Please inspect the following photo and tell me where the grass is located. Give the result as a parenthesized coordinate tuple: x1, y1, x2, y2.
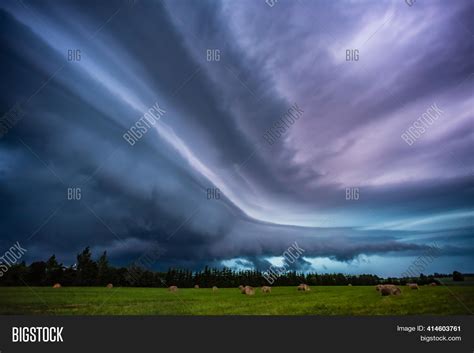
(0, 285, 473, 315)
(435, 276, 474, 286)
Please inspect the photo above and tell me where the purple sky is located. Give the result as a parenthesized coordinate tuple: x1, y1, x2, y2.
(0, 0, 472, 276)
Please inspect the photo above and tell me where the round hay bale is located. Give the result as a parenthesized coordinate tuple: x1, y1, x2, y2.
(297, 283, 310, 291)
(408, 283, 419, 290)
(375, 284, 383, 291)
(106, 283, 113, 288)
(194, 284, 199, 289)
(168, 285, 178, 292)
(261, 286, 272, 293)
(348, 283, 352, 286)
(429, 282, 437, 286)
(244, 286, 255, 295)
(53, 283, 61, 288)
(380, 284, 401, 296)
(391, 286, 402, 295)
(212, 286, 218, 291)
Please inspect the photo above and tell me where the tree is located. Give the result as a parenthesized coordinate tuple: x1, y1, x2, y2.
(45, 255, 63, 285)
(97, 251, 111, 285)
(28, 261, 46, 285)
(453, 271, 464, 282)
(76, 247, 98, 285)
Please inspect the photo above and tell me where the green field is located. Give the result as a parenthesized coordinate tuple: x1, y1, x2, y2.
(0, 286, 473, 315)
(436, 276, 474, 286)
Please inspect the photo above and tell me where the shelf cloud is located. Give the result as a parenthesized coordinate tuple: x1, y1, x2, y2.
(0, 0, 472, 276)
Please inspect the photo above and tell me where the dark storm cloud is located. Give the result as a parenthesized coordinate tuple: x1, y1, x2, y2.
(0, 0, 472, 275)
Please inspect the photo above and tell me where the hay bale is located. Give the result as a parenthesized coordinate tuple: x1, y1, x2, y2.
(53, 283, 61, 288)
(212, 286, 218, 291)
(297, 284, 310, 291)
(348, 284, 352, 286)
(261, 286, 272, 293)
(168, 285, 178, 292)
(375, 284, 383, 291)
(194, 284, 199, 289)
(106, 283, 113, 288)
(240, 285, 255, 295)
(407, 283, 419, 290)
(244, 286, 255, 295)
(380, 284, 401, 296)
(391, 286, 402, 295)
(429, 282, 437, 286)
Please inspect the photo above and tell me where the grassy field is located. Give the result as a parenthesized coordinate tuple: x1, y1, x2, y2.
(436, 276, 474, 286)
(0, 286, 473, 315)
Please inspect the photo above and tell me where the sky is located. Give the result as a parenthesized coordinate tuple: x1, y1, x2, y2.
(0, 0, 472, 277)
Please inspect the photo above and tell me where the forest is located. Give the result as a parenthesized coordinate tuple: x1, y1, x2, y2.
(0, 247, 454, 287)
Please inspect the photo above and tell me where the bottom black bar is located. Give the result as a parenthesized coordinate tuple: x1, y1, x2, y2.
(0, 316, 472, 353)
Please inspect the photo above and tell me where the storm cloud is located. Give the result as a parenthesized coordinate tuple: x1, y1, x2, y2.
(0, 0, 472, 276)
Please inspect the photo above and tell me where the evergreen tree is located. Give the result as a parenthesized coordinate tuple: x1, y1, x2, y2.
(45, 255, 63, 285)
(453, 271, 464, 281)
(27, 261, 46, 285)
(97, 251, 110, 285)
(76, 247, 98, 285)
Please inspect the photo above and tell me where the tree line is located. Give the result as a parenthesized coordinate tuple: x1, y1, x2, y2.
(0, 247, 456, 287)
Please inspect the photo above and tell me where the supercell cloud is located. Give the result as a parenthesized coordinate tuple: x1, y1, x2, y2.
(0, 0, 472, 276)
